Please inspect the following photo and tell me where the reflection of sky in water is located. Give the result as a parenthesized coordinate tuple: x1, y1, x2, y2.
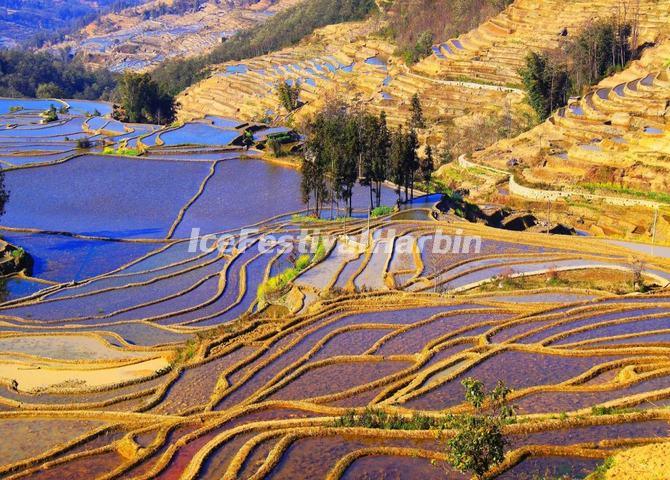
(0, 231, 158, 283)
(2, 155, 211, 238)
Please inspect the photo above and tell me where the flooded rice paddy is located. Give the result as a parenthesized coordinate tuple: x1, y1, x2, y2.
(0, 98, 669, 479)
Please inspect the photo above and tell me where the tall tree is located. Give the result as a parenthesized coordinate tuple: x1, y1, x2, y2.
(336, 114, 361, 216)
(404, 128, 420, 200)
(358, 111, 390, 210)
(116, 72, 176, 124)
(419, 145, 434, 186)
(519, 51, 569, 121)
(410, 93, 425, 129)
(373, 111, 391, 207)
(276, 79, 301, 113)
(389, 126, 407, 204)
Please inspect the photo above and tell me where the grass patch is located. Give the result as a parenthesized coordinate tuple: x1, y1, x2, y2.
(172, 339, 199, 366)
(580, 182, 670, 204)
(290, 214, 353, 224)
(257, 237, 327, 300)
(102, 146, 142, 156)
(257, 254, 311, 300)
(589, 457, 615, 480)
(470, 268, 653, 295)
(371, 205, 394, 218)
(590, 406, 637, 416)
(333, 408, 453, 430)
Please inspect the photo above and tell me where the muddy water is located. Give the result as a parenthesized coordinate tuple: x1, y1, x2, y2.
(405, 351, 623, 410)
(152, 346, 257, 414)
(498, 456, 600, 479)
(515, 374, 670, 414)
(216, 307, 450, 409)
(0, 419, 104, 465)
(375, 313, 509, 355)
(310, 328, 395, 361)
(267, 436, 441, 479)
(268, 360, 412, 401)
(28, 451, 124, 480)
(341, 455, 460, 480)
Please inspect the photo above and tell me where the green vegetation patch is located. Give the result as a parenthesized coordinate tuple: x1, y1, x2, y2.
(580, 182, 670, 204)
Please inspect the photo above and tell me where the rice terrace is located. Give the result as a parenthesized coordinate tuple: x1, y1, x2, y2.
(1, 0, 670, 479)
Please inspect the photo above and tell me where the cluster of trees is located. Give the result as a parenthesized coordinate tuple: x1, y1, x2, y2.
(384, 0, 513, 64)
(520, 15, 637, 120)
(152, 0, 377, 95)
(300, 98, 433, 217)
(276, 80, 302, 113)
(0, 51, 176, 125)
(0, 49, 117, 99)
(114, 72, 177, 124)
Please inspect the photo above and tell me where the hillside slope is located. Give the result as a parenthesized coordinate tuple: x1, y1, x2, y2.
(177, 19, 523, 131)
(52, 0, 302, 72)
(414, 0, 670, 85)
(177, 0, 670, 244)
(0, 0, 136, 48)
(463, 38, 670, 243)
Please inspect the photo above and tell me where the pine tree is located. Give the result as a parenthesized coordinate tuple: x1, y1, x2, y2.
(277, 79, 301, 112)
(410, 93, 425, 129)
(389, 126, 406, 204)
(405, 128, 420, 200)
(420, 145, 434, 186)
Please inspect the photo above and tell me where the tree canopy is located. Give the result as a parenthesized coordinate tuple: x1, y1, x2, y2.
(301, 100, 422, 217)
(0, 49, 116, 100)
(446, 378, 515, 479)
(520, 15, 635, 120)
(114, 72, 177, 125)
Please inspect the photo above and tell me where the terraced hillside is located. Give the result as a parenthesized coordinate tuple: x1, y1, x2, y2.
(414, 0, 670, 86)
(461, 38, 670, 244)
(0, 0, 137, 49)
(178, 20, 524, 131)
(1, 97, 670, 479)
(52, 0, 302, 72)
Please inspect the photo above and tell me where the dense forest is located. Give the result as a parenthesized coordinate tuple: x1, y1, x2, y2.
(384, 0, 513, 63)
(0, 49, 117, 99)
(152, 0, 377, 95)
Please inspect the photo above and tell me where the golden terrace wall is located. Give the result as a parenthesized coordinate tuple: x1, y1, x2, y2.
(458, 154, 663, 209)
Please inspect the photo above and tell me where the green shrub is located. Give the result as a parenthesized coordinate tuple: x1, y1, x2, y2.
(446, 378, 515, 479)
(371, 205, 393, 217)
(312, 237, 327, 262)
(333, 408, 452, 430)
(41, 105, 59, 123)
(102, 146, 141, 156)
(295, 254, 311, 271)
(267, 138, 284, 157)
(590, 457, 615, 480)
